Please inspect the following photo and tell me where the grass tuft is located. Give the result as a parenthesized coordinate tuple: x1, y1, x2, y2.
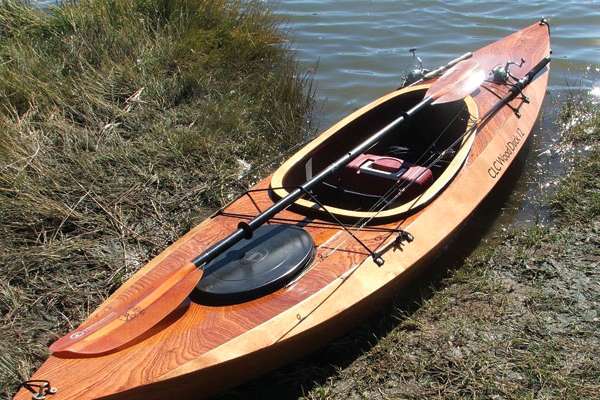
(552, 95, 600, 222)
(0, 0, 312, 396)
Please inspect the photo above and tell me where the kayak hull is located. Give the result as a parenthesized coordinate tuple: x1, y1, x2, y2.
(15, 21, 550, 400)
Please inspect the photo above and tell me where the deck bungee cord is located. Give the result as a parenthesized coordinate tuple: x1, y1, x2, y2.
(358, 55, 551, 229)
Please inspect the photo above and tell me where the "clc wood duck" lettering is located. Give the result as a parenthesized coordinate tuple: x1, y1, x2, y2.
(488, 128, 526, 179)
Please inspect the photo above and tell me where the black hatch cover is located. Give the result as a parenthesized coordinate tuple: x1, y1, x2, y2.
(192, 224, 315, 305)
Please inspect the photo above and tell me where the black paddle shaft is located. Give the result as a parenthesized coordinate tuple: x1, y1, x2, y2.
(514, 56, 550, 93)
(192, 95, 434, 268)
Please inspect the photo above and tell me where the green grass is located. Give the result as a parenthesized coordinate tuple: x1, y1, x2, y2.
(0, 0, 312, 397)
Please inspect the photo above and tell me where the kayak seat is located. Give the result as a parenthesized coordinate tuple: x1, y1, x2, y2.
(340, 153, 433, 197)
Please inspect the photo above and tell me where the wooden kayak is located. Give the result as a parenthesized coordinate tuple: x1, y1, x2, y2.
(15, 20, 550, 400)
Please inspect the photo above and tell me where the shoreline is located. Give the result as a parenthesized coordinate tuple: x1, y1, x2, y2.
(1, 1, 598, 399)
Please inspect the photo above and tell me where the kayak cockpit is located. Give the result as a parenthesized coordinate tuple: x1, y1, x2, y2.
(271, 85, 479, 220)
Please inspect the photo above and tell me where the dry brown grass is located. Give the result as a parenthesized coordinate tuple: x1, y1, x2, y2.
(0, 0, 312, 397)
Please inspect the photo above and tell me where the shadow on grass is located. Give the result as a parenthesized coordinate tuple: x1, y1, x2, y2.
(215, 132, 536, 399)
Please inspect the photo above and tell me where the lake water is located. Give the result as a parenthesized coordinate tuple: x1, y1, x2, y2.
(271, 0, 600, 229)
(272, 0, 600, 128)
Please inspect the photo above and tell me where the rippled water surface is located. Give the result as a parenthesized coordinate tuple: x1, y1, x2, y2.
(272, 1, 599, 127)
(271, 0, 600, 228)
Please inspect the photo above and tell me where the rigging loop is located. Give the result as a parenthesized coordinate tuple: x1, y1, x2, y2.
(371, 251, 385, 266)
(17, 380, 57, 400)
(372, 228, 414, 266)
(395, 229, 414, 247)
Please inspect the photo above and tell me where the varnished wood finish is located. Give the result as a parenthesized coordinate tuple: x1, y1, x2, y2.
(15, 21, 550, 400)
(427, 58, 485, 104)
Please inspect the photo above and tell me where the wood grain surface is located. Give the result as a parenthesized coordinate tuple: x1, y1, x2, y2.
(15, 21, 550, 400)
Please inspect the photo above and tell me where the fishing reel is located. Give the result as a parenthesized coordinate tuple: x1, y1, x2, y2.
(488, 57, 530, 117)
(490, 58, 525, 84)
(402, 48, 431, 86)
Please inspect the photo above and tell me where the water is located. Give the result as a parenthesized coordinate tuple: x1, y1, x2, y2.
(271, 0, 600, 229)
(272, 1, 600, 127)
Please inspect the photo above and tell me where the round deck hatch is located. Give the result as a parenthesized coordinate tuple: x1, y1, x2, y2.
(192, 224, 314, 304)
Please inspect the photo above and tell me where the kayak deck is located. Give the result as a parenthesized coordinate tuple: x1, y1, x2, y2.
(15, 21, 550, 400)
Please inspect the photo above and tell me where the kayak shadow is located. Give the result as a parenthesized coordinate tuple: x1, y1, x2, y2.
(215, 135, 534, 400)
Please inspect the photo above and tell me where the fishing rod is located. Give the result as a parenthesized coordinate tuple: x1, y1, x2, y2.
(302, 55, 552, 276)
(363, 55, 553, 224)
(406, 52, 473, 87)
(321, 55, 552, 254)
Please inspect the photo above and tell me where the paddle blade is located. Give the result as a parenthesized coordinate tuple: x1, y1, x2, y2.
(50, 261, 202, 355)
(425, 59, 486, 104)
